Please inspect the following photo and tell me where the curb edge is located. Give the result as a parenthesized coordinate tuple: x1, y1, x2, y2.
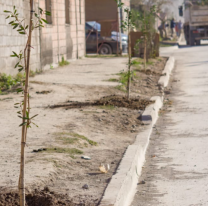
(99, 57, 175, 206)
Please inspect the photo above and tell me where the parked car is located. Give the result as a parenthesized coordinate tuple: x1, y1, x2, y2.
(85, 22, 128, 54)
(111, 31, 128, 53)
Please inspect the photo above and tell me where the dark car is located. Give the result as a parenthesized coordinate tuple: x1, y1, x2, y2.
(85, 22, 121, 54)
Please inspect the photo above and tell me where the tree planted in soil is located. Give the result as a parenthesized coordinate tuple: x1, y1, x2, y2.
(115, 1, 137, 99)
(132, 6, 156, 69)
(4, 2, 50, 205)
(140, 6, 156, 69)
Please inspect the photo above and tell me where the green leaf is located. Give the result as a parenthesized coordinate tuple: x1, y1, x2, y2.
(19, 32, 26, 35)
(23, 117, 29, 120)
(30, 114, 38, 120)
(41, 18, 48, 24)
(14, 103, 20, 105)
(39, 7, 43, 15)
(4, 10, 11, 13)
(18, 68, 24, 72)
(26, 110, 29, 119)
(19, 122, 27, 127)
(32, 122, 39, 127)
(12, 51, 18, 57)
(45, 11, 51, 16)
(16, 88, 23, 93)
(13, 24, 18, 29)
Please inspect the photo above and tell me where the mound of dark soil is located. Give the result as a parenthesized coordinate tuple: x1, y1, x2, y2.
(50, 95, 154, 111)
(96, 95, 153, 110)
(0, 189, 94, 206)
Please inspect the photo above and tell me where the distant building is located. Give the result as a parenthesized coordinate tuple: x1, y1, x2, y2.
(85, 0, 130, 53)
(0, 0, 85, 75)
(85, 0, 130, 34)
(130, 0, 143, 10)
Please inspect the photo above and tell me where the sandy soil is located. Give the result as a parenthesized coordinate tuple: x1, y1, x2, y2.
(0, 56, 167, 206)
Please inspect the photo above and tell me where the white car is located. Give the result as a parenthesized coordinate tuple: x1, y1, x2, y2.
(111, 31, 128, 53)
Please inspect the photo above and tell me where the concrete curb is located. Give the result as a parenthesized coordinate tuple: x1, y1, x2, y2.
(99, 57, 175, 206)
(177, 34, 183, 45)
(158, 57, 175, 87)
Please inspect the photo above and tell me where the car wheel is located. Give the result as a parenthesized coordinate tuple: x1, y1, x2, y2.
(189, 30, 195, 46)
(99, 44, 112, 55)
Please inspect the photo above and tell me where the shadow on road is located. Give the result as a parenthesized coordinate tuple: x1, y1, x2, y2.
(179, 43, 208, 49)
(182, 61, 208, 67)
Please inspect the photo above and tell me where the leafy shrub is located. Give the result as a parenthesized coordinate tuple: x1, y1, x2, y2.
(59, 57, 69, 66)
(0, 73, 25, 93)
(118, 71, 136, 87)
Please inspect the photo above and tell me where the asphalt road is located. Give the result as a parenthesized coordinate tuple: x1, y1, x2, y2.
(131, 45, 208, 206)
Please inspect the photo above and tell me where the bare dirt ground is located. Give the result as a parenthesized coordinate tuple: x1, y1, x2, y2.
(0, 56, 167, 206)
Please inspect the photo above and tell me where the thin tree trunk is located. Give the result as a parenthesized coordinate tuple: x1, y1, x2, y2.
(144, 36, 147, 69)
(164, 28, 167, 38)
(19, 1, 34, 205)
(144, 11, 147, 70)
(117, 5, 122, 55)
(127, 11, 131, 100)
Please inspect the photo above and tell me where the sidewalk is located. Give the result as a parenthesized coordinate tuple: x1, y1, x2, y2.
(0, 57, 127, 197)
(0, 56, 167, 205)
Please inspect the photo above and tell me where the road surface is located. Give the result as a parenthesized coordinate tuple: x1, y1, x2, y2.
(131, 45, 208, 206)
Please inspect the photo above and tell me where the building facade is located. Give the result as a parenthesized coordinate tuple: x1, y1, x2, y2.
(0, 0, 85, 75)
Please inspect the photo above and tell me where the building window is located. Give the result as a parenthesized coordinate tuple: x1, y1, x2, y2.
(45, 0, 52, 24)
(79, 0, 81, 24)
(65, 0, 70, 24)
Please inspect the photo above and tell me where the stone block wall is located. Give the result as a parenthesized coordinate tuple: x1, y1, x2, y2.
(0, 0, 40, 75)
(0, 0, 85, 75)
